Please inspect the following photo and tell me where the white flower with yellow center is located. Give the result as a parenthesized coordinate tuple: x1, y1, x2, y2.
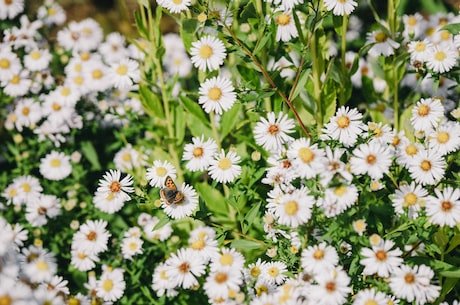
(322, 106, 366, 147)
(274, 10, 298, 42)
(198, 76, 236, 115)
(426, 45, 457, 74)
(324, 0, 358, 16)
(96, 266, 126, 302)
(39, 151, 72, 181)
(146, 160, 177, 188)
(208, 149, 242, 183)
(190, 35, 227, 71)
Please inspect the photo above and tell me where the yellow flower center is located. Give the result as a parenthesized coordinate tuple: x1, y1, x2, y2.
(68, 297, 81, 305)
(284, 200, 298, 215)
(155, 166, 167, 176)
(8, 188, 17, 197)
(440, 30, 451, 41)
(172, 0, 183, 3)
(193, 147, 204, 157)
(407, 16, 417, 26)
(267, 266, 279, 277)
(434, 51, 446, 61)
(73, 76, 84, 85)
(122, 153, 131, 162)
(375, 250, 387, 261)
(334, 186, 347, 197)
(405, 144, 418, 156)
(52, 102, 61, 111)
(313, 249, 324, 260)
(365, 300, 378, 305)
(129, 242, 138, 251)
(420, 160, 431, 171)
(437, 131, 449, 144)
(22, 107, 30, 116)
(36, 260, 49, 271)
(50, 158, 61, 167)
(116, 65, 128, 75)
(199, 45, 213, 59)
(0, 295, 12, 305)
(77, 252, 87, 259)
(336, 115, 350, 128)
(220, 253, 233, 266)
(208, 87, 222, 101)
(441, 200, 452, 212)
(80, 52, 90, 61)
(218, 157, 232, 170)
(276, 13, 290, 26)
(325, 281, 336, 292)
(191, 239, 205, 250)
(298, 147, 314, 163)
(215, 272, 228, 284)
(48, 7, 56, 15)
(366, 154, 376, 165)
(110, 181, 121, 193)
(404, 273, 415, 284)
(30, 51, 41, 60)
(0, 58, 11, 69)
(250, 266, 261, 277)
(403, 192, 417, 207)
(414, 42, 425, 52)
(102, 279, 114, 292)
(92, 69, 103, 79)
(374, 32, 388, 43)
(197, 13, 207, 23)
(10, 75, 20, 84)
(353, 220, 366, 232)
(21, 183, 31, 193)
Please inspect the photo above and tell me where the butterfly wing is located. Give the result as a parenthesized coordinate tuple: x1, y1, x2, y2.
(160, 176, 184, 205)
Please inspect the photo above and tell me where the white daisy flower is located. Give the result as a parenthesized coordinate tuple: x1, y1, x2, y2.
(321, 106, 366, 147)
(286, 137, 326, 179)
(146, 160, 177, 188)
(320, 146, 352, 185)
(408, 148, 446, 185)
(23, 48, 52, 71)
(427, 121, 460, 156)
(12, 175, 43, 206)
(395, 141, 423, 168)
(162, 183, 198, 219)
(323, 0, 358, 16)
(189, 234, 220, 263)
(72, 219, 111, 255)
(70, 248, 99, 272)
(253, 112, 295, 152)
(410, 98, 445, 132)
(108, 58, 140, 90)
(389, 264, 440, 305)
(426, 186, 460, 227)
(392, 182, 428, 219)
(57, 18, 103, 52)
(349, 142, 393, 180)
(274, 10, 298, 42)
(426, 45, 457, 74)
(402, 13, 426, 39)
(39, 151, 72, 181)
(113, 144, 143, 173)
(210, 247, 246, 272)
(22, 246, 57, 283)
(208, 149, 242, 183)
(352, 288, 390, 305)
(142, 216, 173, 241)
(408, 39, 433, 63)
(318, 184, 359, 217)
(301, 242, 339, 275)
(13, 97, 42, 132)
(165, 247, 207, 289)
(0, 0, 24, 20)
(93, 169, 134, 214)
(203, 267, 243, 300)
(273, 187, 314, 228)
(366, 29, 400, 57)
(97, 32, 129, 64)
(198, 76, 236, 115)
(259, 261, 288, 285)
(308, 267, 351, 305)
(190, 36, 227, 71)
(25, 194, 61, 227)
(182, 136, 218, 172)
(2, 71, 32, 97)
(96, 266, 126, 302)
(158, 0, 191, 14)
(151, 263, 178, 297)
(121, 236, 143, 260)
(360, 239, 403, 278)
(36, 1, 66, 26)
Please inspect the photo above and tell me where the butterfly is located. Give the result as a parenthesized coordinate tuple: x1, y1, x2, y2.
(160, 176, 185, 205)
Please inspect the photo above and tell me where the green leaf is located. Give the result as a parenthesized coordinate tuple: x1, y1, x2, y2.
(440, 269, 460, 278)
(289, 68, 310, 101)
(180, 95, 207, 122)
(134, 11, 148, 38)
(442, 23, 460, 35)
(320, 79, 337, 126)
(187, 115, 213, 138)
(195, 183, 228, 216)
(220, 103, 242, 140)
(239, 1, 257, 21)
(80, 141, 101, 171)
(238, 65, 261, 89)
(153, 215, 171, 231)
(174, 107, 186, 145)
(446, 234, 460, 254)
(254, 34, 271, 57)
(433, 229, 449, 249)
(230, 239, 263, 250)
(242, 202, 261, 234)
(180, 19, 198, 51)
(139, 84, 164, 119)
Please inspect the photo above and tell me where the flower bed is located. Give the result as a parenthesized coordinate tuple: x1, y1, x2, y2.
(1, 0, 460, 304)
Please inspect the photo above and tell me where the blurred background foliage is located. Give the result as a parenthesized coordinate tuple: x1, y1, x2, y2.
(26, 0, 459, 40)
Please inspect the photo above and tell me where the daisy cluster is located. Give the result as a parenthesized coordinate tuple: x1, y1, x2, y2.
(1, 0, 460, 305)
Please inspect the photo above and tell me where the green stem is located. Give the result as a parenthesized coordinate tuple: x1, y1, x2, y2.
(310, 30, 323, 134)
(210, 112, 221, 149)
(393, 61, 400, 131)
(340, 14, 349, 106)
